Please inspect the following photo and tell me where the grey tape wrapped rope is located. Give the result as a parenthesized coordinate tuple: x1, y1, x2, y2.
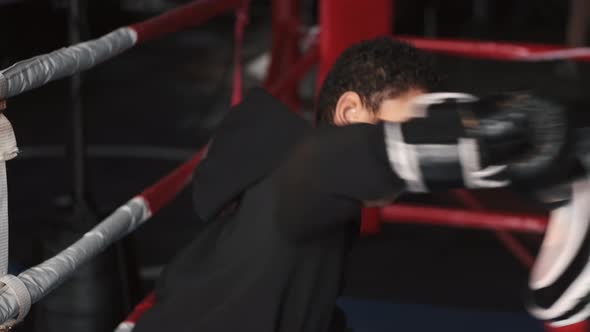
(0, 275, 31, 331)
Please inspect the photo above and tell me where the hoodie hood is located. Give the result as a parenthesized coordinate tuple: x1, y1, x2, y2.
(192, 87, 310, 222)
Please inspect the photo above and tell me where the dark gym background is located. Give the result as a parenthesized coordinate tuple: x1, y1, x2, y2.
(1, 0, 589, 331)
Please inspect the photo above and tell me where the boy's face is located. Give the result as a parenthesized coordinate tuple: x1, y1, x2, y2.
(331, 88, 426, 207)
(332, 88, 425, 126)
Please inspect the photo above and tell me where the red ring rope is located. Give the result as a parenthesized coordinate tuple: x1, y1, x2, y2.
(397, 35, 590, 62)
(124, 292, 155, 324)
(139, 150, 205, 215)
(130, 0, 242, 43)
(380, 204, 547, 234)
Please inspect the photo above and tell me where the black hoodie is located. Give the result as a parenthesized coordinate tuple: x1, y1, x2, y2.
(133, 88, 400, 332)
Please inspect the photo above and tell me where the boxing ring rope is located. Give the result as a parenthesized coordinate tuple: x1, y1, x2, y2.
(0, 0, 590, 330)
(396, 36, 590, 62)
(0, 0, 242, 101)
(115, 292, 156, 332)
(0, 0, 244, 328)
(379, 204, 546, 234)
(266, 34, 590, 111)
(0, 151, 203, 326)
(451, 189, 535, 268)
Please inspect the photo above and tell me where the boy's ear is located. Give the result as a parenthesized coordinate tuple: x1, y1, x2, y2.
(333, 91, 375, 126)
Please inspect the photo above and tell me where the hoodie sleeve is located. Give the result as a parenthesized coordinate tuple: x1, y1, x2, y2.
(274, 123, 405, 239)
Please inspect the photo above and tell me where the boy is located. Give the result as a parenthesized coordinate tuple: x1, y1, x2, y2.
(133, 37, 567, 332)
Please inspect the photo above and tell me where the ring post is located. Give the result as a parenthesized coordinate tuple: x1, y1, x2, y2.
(317, 0, 392, 233)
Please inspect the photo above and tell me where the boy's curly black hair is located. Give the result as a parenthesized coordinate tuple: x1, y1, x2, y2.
(315, 37, 440, 125)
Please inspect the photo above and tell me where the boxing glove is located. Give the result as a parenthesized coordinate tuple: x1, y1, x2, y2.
(383, 92, 570, 192)
(525, 170, 590, 327)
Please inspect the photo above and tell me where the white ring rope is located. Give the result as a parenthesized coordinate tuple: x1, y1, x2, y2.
(0, 196, 152, 325)
(0, 275, 31, 330)
(0, 27, 137, 100)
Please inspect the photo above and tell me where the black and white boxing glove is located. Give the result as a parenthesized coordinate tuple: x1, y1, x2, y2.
(384, 92, 569, 192)
(525, 170, 590, 327)
(522, 137, 590, 327)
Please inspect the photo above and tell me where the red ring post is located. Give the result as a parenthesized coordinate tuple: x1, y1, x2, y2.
(264, 0, 302, 110)
(317, 0, 393, 85)
(317, 0, 392, 233)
